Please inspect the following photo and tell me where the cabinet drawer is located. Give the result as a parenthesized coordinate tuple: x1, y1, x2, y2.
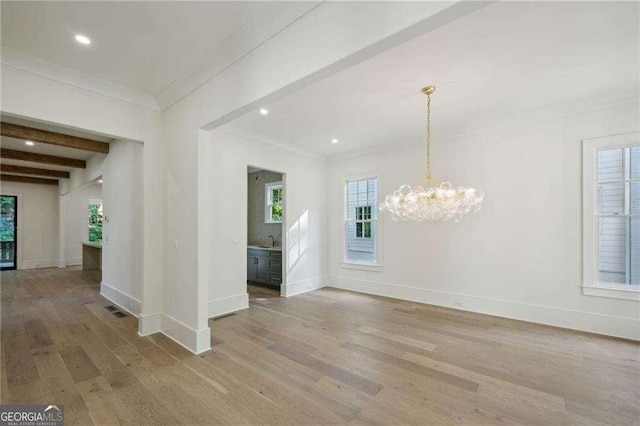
(268, 259, 281, 271)
(269, 273, 282, 285)
(269, 251, 282, 260)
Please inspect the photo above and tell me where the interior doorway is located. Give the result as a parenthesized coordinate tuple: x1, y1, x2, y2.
(0, 195, 18, 270)
(246, 166, 286, 301)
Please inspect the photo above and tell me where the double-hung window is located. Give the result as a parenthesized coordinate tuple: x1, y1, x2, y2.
(265, 182, 283, 223)
(345, 177, 378, 264)
(583, 133, 639, 299)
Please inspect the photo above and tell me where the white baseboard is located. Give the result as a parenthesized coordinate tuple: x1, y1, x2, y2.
(65, 257, 82, 267)
(208, 293, 248, 318)
(138, 312, 162, 336)
(100, 282, 141, 317)
(57, 259, 66, 268)
(328, 275, 640, 341)
(161, 313, 211, 354)
(282, 276, 325, 297)
(20, 259, 57, 270)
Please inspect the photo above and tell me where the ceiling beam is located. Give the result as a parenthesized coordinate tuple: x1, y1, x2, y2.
(1, 122, 109, 153)
(0, 148, 86, 168)
(1, 174, 58, 186)
(0, 164, 70, 179)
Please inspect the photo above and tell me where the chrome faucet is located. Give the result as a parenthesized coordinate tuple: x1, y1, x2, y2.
(268, 235, 276, 247)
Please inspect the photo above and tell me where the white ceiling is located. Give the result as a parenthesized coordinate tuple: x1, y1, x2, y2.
(0, 1, 269, 96)
(223, 2, 640, 158)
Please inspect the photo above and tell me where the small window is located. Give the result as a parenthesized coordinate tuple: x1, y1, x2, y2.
(583, 133, 639, 298)
(265, 182, 283, 223)
(345, 177, 378, 264)
(88, 199, 103, 243)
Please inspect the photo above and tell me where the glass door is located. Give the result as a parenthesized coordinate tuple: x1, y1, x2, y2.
(1, 196, 17, 270)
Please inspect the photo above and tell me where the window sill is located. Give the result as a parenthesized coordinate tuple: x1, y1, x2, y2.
(582, 285, 640, 301)
(339, 261, 383, 272)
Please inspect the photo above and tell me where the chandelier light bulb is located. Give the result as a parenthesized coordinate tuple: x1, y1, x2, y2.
(379, 86, 484, 222)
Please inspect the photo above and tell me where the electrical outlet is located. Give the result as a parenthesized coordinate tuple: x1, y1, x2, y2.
(455, 301, 464, 308)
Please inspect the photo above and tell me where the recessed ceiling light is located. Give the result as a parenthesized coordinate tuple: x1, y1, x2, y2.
(259, 108, 269, 116)
(25, 141, 35, 146)
(98, 179, 103, 184)
(331, 138, 339, 144)
(75, 34, 91, 45)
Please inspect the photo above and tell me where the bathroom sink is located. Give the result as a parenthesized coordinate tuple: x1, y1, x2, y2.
(248, 244, 282, 251)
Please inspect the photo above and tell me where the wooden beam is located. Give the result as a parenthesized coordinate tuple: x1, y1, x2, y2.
(0, 149, 86, 168)
(1, 122, 109, 153)
(0, 164, 70, 179)
(1, 174, 58, 186)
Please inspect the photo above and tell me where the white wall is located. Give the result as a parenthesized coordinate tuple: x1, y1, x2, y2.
(61, 183, 102, 266)
(328, 102, 640, 340)
(1, 181, 59, 269)
(200, 130, 327, 318)
(100, 140, 144, 313)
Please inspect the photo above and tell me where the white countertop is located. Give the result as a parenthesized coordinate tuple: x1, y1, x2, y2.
(248, 245, 282, 252)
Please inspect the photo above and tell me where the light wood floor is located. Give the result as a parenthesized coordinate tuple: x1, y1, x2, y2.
(1, 268, 639, 425)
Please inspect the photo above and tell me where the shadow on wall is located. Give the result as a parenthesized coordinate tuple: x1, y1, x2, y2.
(287, 210, 309, 276)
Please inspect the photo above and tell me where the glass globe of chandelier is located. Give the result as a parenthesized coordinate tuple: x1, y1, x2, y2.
(379, 86, 484, 222)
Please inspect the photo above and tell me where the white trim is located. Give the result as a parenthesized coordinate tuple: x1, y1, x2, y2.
(328, 275, 640, 341)
(339, 261, 383, 272)
(582, 132, 640, 296)
(64, 257, 82, 267)
(1, 47, 159, 111)
(281, 276, 325, 297)
(138, 313, 162, 336)
(208, 293, 249, 318)
(161, 313, 211, 355)
(20, 259, 57, 269)
(582, 285, 640, 301)
(100, 281, 141, 317)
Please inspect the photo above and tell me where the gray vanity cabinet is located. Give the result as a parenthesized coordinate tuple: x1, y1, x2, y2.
(247, 248, 282, 288)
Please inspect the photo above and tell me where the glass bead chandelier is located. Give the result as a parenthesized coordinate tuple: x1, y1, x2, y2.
(379, 86, 484, 222)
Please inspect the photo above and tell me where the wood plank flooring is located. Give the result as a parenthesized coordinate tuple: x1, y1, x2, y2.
(1, 268, 639, 425)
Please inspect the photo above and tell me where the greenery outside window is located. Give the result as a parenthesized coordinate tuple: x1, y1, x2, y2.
(88, 200, 103, 243)
(355, 206, 372, 238)
(265, 182, 283, 223)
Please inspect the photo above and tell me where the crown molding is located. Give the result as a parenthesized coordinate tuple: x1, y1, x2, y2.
(1, 47, 160, 111)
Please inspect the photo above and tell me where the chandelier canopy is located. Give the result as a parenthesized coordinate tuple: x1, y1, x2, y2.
(379, 86, 484, 222)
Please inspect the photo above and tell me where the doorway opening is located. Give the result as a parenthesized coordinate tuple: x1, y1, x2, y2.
(246, 166, 285, 302)
(0, 195, 17, 270)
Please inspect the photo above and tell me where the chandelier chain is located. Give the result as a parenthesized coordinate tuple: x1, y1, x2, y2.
(426, 92, 432, 181)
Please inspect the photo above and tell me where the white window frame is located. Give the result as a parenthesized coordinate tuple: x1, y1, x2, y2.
(341, 174, 383, 271)
(354, 206, 373, 239)
(582, 132, 640, 301)
(265, 181, 283, 224)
